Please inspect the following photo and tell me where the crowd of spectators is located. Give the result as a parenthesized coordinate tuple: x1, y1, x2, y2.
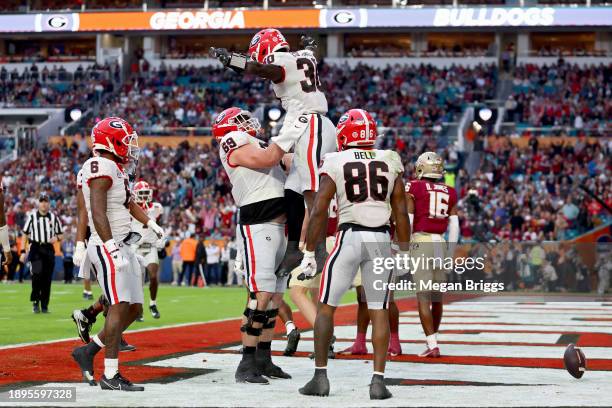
(504, 61, 611, 136)
(75, 62, 495, 137)
(456, 135, 611, 243)
(0, 63, 118, 108)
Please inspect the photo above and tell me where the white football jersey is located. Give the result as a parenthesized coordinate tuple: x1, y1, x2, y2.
(267, 50, 328, 117)
(131, 202, 163, 245)
(81, 156, 132, 245)
(320, 149, 404, 228)
(219, 131, 285, 207)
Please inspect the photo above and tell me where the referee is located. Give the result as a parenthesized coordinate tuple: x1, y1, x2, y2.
(23, 194, 63, 313)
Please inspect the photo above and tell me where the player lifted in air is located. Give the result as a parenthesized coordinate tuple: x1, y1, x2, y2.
(213, 107, 292, 384)
(71, 117, 164, 391)
(298, 109, 411, 400)
(406, 152, 459, 358)
(210, 28, 336, 277)
(131, 180, 165, 320)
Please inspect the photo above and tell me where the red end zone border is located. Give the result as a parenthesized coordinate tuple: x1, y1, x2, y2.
(1, 296, 611, 391)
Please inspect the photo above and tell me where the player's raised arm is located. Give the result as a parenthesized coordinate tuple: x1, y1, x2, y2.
(391, 177, 410, 252)
(210, 48, 283, 83)
(230, 143, 285, 169)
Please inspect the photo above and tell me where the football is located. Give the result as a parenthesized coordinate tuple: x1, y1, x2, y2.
(564, 344, 587, 379)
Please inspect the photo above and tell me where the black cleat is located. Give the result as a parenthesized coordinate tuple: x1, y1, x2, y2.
(71, 345, 97, 386)
(136, 313, 144, 322)
(149, 304, 160, 319)
(256, 348, 291, 379)
(235, 355, 268, 384)
(120, 337, 136, 352)
(314, 240, 328, 274)
(32, 302, 40, 314)
(100, 373, 144, 391)
(299, 371, 330, 397)
(369, 374, 392, 400)
(283, 329, 301, 356)
(309, 335, 336, 360)
(72, 309, 94, 343)
(275, 246, 303, 278)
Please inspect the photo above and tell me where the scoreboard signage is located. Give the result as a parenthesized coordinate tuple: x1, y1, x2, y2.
(0, 7, 609, 33)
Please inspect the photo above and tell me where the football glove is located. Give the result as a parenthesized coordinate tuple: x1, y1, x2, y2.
(297, 250, 317, 280)
(73, 241, 86, 266)
(104, 239, 128, 271)
(300, 35, 317, 50)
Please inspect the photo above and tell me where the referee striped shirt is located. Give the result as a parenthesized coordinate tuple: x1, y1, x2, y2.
(23, 210, 63, 244)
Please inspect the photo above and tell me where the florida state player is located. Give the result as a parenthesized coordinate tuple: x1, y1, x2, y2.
(131, 181, 165, 320)
(214, 107, 291, 384)
(211, 29, 336, 278)
(71, 117, 165, 391)
(298, 109, 411, 400)
(405, 152, 459, 358)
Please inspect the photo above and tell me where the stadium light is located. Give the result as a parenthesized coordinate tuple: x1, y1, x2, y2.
(69, 108, 82, 122)
(478, 107, 493, 122)
(267, 107, 282, 122)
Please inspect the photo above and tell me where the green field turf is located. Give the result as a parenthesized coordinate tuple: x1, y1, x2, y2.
(0, 282, 356, 346)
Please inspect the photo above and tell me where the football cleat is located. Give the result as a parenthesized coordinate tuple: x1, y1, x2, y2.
(299, 371, 330, 397)
(149, 305, 160, 319)
(418, 346, 440, 358)
(72, 309, 94, 343)
(120, 337, 136, 352)
(283, 328, 301, 356)
(339, 341, 368, 355)
(71, 345, 97, 386)
(369, 374, 392, 400)
(388, 338, 402, 357)
(100, 373, 144, 391)
(235, 355, 269, 384)
(136, 313, 144, 322)
(275, 247, 303, 278)
(256, 348, 291, 379)
(32, 302, 40, 314)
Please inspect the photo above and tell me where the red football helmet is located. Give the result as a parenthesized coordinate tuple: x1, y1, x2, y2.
(212, 107, 261, 139)
(336, 109, 378, 151)
(248, 28, 289, 64)
(91, 117, 139, 164)
(133, 180, 152, 204)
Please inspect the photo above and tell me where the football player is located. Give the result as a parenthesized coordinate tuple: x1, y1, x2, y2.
(211, 29, 336, 277)
(71, 167, 136, 352)
(214, 107, 291, 384)
(71, 117, 164, 391)
(298, 109, 411, 400)
(131, 180, 165, 319)
(405, 152, 459, 358)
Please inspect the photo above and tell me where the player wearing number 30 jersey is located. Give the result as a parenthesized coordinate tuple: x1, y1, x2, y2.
(298, 109, 411, 401)
(405, 151, 459, 359)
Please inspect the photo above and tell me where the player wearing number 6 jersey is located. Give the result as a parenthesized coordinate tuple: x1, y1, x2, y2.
(298, 109, 411, 400)
(405, 151, 459, 358)
(71, 117, 164, 392)
(211, 28, 336, 278)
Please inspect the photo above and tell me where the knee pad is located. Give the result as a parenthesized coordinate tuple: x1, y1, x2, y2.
(263, 308, 279, 329)
(241, 309, 267, 337)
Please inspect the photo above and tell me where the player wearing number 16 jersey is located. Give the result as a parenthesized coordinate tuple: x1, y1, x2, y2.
(298, 109, 411, 400)
(405, 151, 459, 358)
(211, 28, 336, 278)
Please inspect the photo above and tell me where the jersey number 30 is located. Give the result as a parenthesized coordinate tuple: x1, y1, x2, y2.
(343, 161, 389, 203)
(297, 57, 322, 93)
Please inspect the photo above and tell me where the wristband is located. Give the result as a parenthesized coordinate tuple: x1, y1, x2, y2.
(228, 53, 247, 71)
(302, 250, 315, 258)
(0, 225, 9, 251)
(103, 239, 118, 253)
